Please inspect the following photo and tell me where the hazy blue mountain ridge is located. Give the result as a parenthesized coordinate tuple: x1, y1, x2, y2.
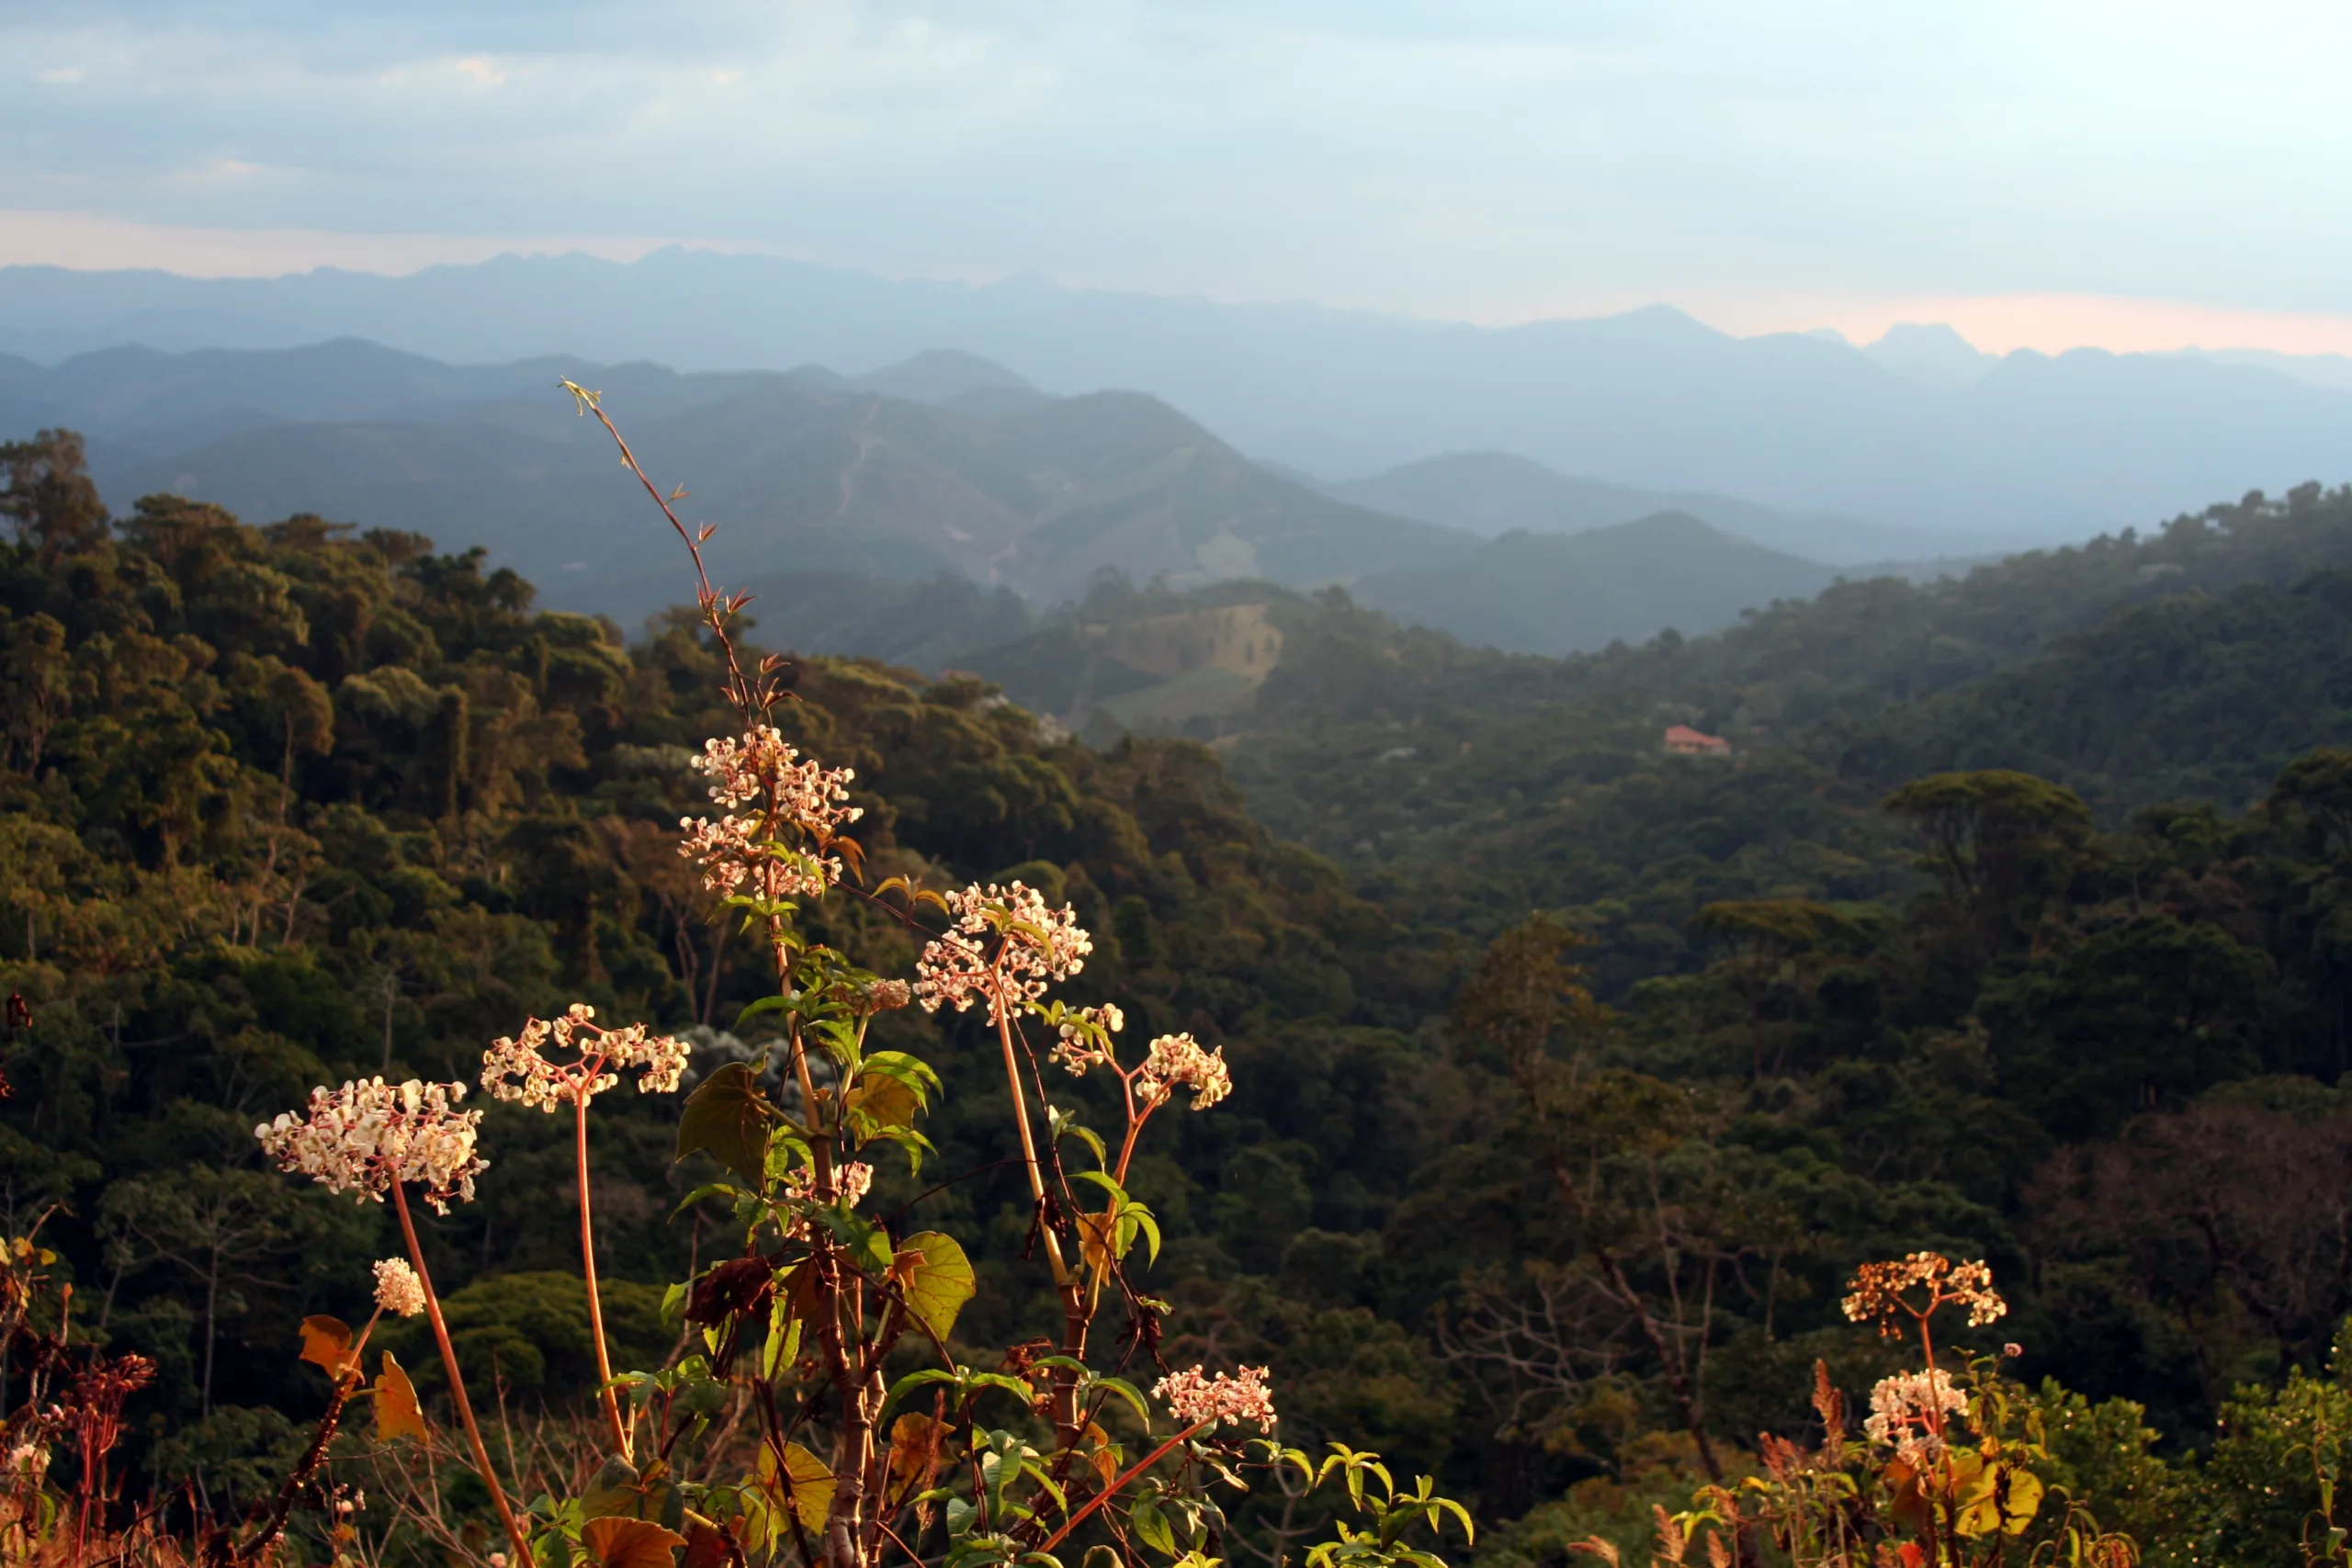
(49, 342, 1473, 625)
(1351, 511, 1843, 657)
(6, 250, 2348, 540)
(1324, 450, 2007, 563)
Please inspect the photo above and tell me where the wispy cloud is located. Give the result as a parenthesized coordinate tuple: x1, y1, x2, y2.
(0, 1, 2346, 350)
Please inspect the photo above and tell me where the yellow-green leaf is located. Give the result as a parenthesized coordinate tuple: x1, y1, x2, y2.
(847, 1072, 921, 1131)
(759, 1439, 836, 1533)
(299, 1315, 356, 1378)
(581, 1516, 689, 1568)
(890, 1231, 975, 1343)
(374, 1351, 428, 1443)
(1951, 1453, 2044, 1538)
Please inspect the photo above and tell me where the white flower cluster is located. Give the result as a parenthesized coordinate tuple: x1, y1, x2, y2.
(1137, 1032, 1232, 1111)
(254, 1078, 487, 1214)
(678, 728, 861, 897)
(1155, 1364, 1276, 1433)
(778, 1160, 874, 1237)
(1842, 1253, 2007, 1332)
(1049, 1004, 1125, 1076)
(914, 882, 1092, 1020)
(1863, 1369, 1967, 1465)
(481, 1003, 690, 1111)
(372, 1258, 427, 1318)
(833, 977, 914, 1018)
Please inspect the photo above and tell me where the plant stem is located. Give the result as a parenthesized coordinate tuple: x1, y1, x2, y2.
(1036, 1423, 1208, 1553)
(242, 1312, 381, 1562)
(991, 979, 1068, 1286)
(575, 1091, 633, 1462)
(390, 1179, 533, 1566)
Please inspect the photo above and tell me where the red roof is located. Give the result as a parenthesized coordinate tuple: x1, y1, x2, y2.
(1663, 725, 1731, 751)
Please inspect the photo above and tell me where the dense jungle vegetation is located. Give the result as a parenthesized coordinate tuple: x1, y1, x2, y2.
(10, 421, 2352, 1565)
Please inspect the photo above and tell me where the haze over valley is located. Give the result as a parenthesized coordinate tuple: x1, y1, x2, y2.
(6, 278, 2348, 666)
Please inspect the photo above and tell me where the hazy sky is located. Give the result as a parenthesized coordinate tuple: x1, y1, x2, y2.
(6, 0, 2350, 353)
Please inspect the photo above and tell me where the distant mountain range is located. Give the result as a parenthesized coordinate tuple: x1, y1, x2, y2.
(4, 250, 2346, 542)
(1353, 513, 1842, 658)
(1323, 450, 1999, 564)
(0, 337, 1954, 661)
(1, 339, 1463, 621)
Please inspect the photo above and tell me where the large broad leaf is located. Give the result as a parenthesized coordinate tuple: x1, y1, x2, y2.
(681, 1518, 734, 1568)
(581, 1516, 689, 1568)
(675, 1063, 778, 1185)
(583, 1456, 677, 1526)
(298, 1315, 356, 1379)
(758, 1439, 837, 1533)
(889, 1231, 976, 1343)
(374, 1352, 428, 1443)
(885, 1412, 946, 1509)
(1951, 1452, 2045, 1538)
(846, 1072, 922, 1132)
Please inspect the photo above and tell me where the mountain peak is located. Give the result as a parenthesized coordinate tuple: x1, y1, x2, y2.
(851, 348, 1038, 405)
(1863, 321, 1999, 389)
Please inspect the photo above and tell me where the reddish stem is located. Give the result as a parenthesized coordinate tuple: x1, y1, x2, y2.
(390, 1179, 533, 1565)
(1036, 1422, 1209, 1553)
(575, 1089, 633, 1461)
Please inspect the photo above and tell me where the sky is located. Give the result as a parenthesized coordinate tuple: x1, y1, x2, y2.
(6, 0, 2351, 355)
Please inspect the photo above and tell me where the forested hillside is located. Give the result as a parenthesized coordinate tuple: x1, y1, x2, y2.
(1222, 482, 2352, 952)
(12, 422, 2352, 1565)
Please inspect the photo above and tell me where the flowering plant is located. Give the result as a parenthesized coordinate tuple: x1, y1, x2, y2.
(220, 386, 1479, 1568)
(1608, 1255, 2136, 1568)
(255, 1076, 485, 1214)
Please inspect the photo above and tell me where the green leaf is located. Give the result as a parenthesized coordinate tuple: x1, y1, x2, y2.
(1132, 1499, 1176, 1556)
(761, 1292, 803, 1382)
(733, 994, 795, 1028)
(1086, 1374, 1152, 1427)
(1121, 1205, 1162, 1265)
(669, 1180, 750, 1222)
(812, 1203, 894, 1272)
(1058, 1122, 1108, 1168)
(883, 1366, 964, 1416)
(861, 1051, 943, 1099)
(675, 1063, 778, 1184)
(891, 1230, 977, 1342)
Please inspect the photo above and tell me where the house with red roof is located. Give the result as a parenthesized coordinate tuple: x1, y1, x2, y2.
(1662, 724, 1732, 758)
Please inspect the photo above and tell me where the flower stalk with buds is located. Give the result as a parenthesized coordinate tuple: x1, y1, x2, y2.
(481, 1004, 688, 1461)
(255, 1078, 531, 1565)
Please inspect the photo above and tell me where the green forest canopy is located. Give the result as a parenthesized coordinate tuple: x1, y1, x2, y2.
(10, 426, 2352, 1562)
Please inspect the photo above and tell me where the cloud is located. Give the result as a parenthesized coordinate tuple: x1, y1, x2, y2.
(0, 1, 2348, 335)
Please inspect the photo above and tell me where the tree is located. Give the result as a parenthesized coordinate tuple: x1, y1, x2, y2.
(97, 1168, 301, 1417)
(0, 429, 107, 561)
(1687, 898, 1865, 1080)
(1884, 770, 2091, 958)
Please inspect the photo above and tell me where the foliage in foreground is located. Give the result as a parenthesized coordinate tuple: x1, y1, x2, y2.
(8, 418, 2352, 1564)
